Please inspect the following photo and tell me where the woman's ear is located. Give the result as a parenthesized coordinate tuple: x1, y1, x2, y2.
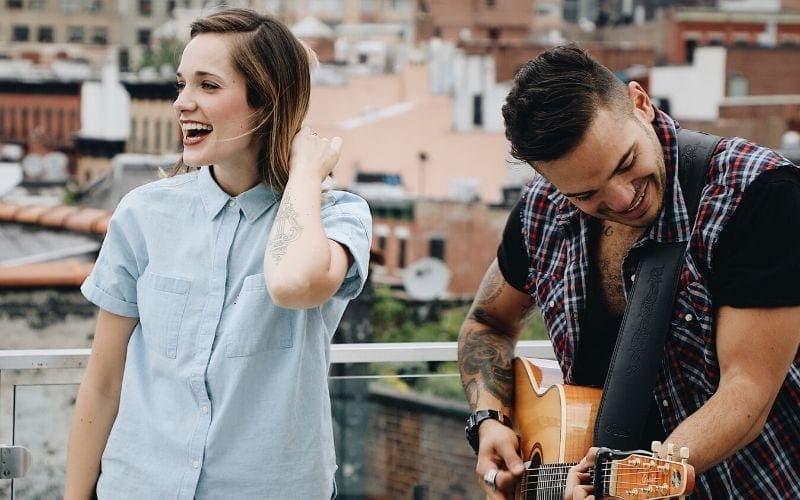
(627, 81, 655, 122)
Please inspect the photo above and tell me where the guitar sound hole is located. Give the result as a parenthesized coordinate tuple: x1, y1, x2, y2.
(518, 448, 542, 500)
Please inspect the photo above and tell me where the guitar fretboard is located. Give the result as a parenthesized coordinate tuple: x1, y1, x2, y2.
(518, 462, 576, 500)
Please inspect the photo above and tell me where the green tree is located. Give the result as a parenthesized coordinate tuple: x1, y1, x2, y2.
(139, 37, 184, 73)
(369, 285, 549, 399)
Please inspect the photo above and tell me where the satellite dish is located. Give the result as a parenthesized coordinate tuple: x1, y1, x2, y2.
(403, 257, 451, 300)
(21, 154, 44, 179)
(43, 152, 68, 181)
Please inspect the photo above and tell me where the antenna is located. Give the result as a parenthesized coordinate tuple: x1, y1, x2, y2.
(403, 257, 451, 301)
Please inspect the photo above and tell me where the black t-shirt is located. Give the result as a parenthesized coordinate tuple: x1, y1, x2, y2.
(498, 168, 800, 444)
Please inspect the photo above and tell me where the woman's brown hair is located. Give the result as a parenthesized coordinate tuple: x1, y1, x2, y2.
(172, 8, 314, 192)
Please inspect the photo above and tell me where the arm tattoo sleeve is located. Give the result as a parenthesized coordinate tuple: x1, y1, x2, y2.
(459, 327, 515, 409)
(269, 195, 303, 263)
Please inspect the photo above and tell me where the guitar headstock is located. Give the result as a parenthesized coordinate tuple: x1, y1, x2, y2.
(597, 443, 695, 500)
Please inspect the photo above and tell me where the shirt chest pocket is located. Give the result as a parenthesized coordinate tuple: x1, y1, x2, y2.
(224, 273, 295, 358)
(671, 280, 716, 394)
(137, 271, 191, 359)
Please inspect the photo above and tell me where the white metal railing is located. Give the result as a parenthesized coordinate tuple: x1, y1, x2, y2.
(0, 340, 556, 369)
(0, 341, 556, 499)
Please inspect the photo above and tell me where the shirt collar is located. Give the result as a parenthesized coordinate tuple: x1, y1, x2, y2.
(552, 107, 692, 243)
(198, 166, 279, 222)
(645, 107, 693, 244)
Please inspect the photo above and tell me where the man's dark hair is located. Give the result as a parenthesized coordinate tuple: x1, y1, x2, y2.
(502, 44, 630, 166)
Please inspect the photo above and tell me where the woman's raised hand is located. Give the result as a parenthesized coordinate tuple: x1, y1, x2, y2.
(290, 126, 342, 183)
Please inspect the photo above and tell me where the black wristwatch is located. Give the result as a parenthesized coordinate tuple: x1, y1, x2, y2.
(465, 409, 513, 454)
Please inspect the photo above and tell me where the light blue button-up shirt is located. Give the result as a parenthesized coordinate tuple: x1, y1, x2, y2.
(81, 166, 372, 499)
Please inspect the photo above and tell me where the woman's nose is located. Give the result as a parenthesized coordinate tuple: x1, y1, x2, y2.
(173, 89, 196, 112)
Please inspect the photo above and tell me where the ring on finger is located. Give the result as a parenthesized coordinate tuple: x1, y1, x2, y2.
(483, 468, 498, 490)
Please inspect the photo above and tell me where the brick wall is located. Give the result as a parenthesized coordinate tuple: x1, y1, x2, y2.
(363, 385, 479, 500)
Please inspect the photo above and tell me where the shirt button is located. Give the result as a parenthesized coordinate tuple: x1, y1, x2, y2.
(548, 300, 555, 308)
(662, 399, 669, 407)
(201, 405, 208, 414)
(630, 274, 636, 282)
(192, 460, 200, 469)
(228, 199, 236, 207)
(684, 313, 693, 322)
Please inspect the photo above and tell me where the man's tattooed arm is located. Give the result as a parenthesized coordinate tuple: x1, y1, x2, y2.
(457, 260, 533, 411)
(459, 327, 515, 409)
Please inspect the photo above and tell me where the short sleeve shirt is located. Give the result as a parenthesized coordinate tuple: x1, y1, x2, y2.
(81, 166, 372, 499)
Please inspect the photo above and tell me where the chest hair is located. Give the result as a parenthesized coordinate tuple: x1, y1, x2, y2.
(594, 221, 645, 316)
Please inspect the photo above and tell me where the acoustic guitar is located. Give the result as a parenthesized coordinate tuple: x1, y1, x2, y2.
(512, 357, 695, 499)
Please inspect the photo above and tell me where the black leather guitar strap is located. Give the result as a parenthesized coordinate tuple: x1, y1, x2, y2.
(592, 129, 722, 449)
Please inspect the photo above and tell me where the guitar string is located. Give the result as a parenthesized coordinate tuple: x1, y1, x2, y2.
(520, 464, 682, 494)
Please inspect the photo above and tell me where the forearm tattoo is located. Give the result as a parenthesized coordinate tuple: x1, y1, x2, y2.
(459, 328, 514, 409)
(269, 195, 303, 263)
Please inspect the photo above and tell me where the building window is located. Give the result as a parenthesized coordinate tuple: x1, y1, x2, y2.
(10, 108, 17, 138)
(472, 94, 483, 126)
(684, 39, 698, 64)
(91, 27, 108, 45)
(69, 109, 78, 133)
(7, 0, 23, 8)
(45, 108, 52, 133)
(728, 73, 749, 97)
(38, 26, 54, 43)
(155, 120, 161, 151)
(130, 118, 137, 148)
(12, 25, 30, 42)
(139, 0, 152, 16)
(88, 0, 102, 12)
(488, 27, 500, 40)
(398, 238, 407, 269)
(67, 26, 84, 43)
(21, 108, 29, 137)
(57, 109, 65, 141)
(142, 119, 149, 151)
(167, 0, 176, 13)
(486, 0, 495, 6)
(378, 235, 387, 251)
(137, 29, 151, 46)
(60, 0, 80, 13)
(29, 0, 47, 9)
(428, 237, 445, 260)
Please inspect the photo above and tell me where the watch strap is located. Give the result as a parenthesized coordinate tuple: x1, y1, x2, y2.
(465, 409, 513, 454)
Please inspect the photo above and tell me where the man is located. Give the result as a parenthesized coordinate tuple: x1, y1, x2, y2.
(457, 44, 800, 499)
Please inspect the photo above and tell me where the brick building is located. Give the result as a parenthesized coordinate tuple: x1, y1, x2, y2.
(666, 7, 800, 64)
(123, 80, 180, 155)
(415, 0, 534, 43)
(369, 198, 512, 299)
(0, 79, 81, 153)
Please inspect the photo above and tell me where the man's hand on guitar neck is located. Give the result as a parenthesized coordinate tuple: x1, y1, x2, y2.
(565, 447, 600, 500)
(476, 420, 525, 499)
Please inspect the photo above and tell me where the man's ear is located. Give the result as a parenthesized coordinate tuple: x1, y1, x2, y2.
(627, 81, 655, 122)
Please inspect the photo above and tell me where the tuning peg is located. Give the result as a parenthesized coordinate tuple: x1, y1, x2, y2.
(651, 440, 662, 456)
(680, 447, 690, 464)
(667, 443, 675, 460)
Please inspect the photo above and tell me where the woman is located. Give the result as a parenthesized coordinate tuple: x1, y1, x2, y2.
(65, 8, 371, 499)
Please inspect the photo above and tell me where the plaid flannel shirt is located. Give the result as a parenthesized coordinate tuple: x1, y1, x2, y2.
(520, 108, 800, 498)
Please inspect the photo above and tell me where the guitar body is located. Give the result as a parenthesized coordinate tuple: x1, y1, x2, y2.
(513, 357, 602, 465)
(512, 357, 695, 500)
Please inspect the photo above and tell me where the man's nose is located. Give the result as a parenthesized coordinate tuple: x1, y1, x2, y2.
(601, 181, 636, 213)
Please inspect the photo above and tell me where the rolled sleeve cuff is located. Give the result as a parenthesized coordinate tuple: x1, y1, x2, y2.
(81, 278, 139, 318)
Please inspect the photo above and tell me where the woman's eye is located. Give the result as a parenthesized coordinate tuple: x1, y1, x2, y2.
(201, 81, 219, 90)
(175, 82, 185, 92)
